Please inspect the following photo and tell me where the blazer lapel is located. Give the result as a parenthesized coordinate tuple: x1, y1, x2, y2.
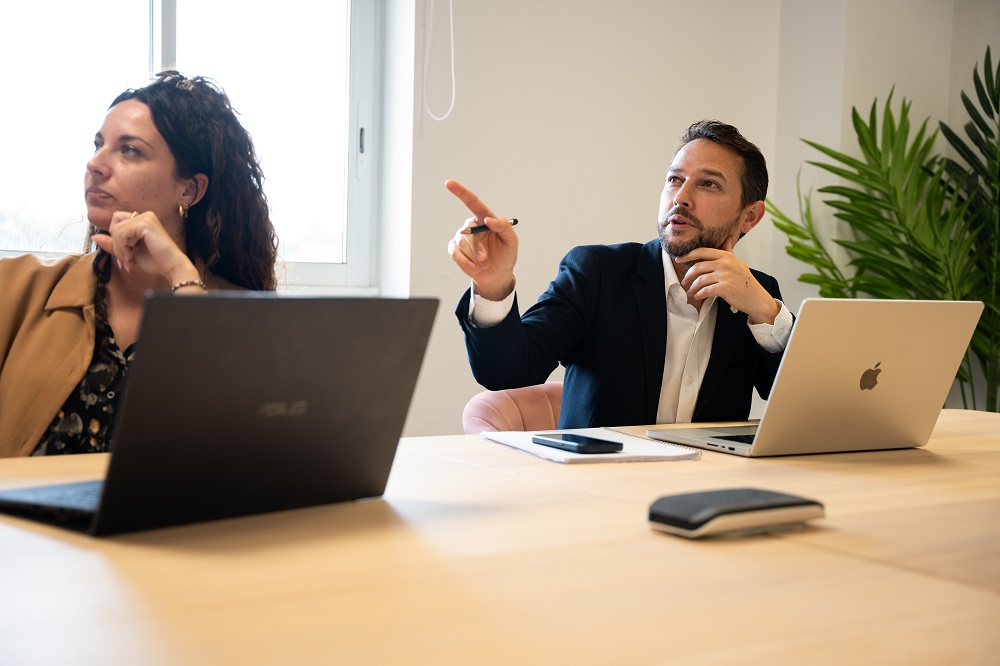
(633, 240, 667, 423)
(695, 301, 742, 416)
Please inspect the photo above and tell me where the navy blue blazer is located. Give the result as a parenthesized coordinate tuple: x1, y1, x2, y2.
(456, 239, 787, 429)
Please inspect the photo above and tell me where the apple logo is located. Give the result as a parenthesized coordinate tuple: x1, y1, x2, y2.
(860, 362, 882, 390)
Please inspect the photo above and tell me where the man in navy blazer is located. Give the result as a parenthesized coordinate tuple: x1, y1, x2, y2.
(447, 121, 793, 429)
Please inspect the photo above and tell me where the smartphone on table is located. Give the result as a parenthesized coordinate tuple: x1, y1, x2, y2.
(530, 433, 624, 454)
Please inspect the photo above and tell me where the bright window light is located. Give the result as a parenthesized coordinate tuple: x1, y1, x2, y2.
(0, 0, 374, 289)
(0, 2, 149, 253)
(175, 0, 351, 264)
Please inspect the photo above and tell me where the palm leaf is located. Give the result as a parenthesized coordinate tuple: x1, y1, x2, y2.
(964, 89, 995, 138)
(988, 46, 1000, 105)
(808, 161, 893, 196)
(940, 122, 990, 177)
(804, 140, 878, 175)
(772, 52, 1000, 411)
(984, 47, 996, 107)
(854, 101, 881, 164)
(965, 122, 995, 160)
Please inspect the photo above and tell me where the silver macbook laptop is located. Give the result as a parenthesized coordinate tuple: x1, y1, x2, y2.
(647, 298, 983, 457)
(0, 292, 438, 535)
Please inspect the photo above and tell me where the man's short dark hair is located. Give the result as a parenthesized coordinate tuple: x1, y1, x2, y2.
(679, 120, 768, 208)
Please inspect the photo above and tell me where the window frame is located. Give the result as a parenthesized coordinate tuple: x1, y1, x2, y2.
(286, 0, 382, 294)
(156, 0, 382, 293)
(0, 1, 382, 293)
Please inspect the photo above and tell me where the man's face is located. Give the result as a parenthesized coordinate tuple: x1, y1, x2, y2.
(657, 138, 752, 258)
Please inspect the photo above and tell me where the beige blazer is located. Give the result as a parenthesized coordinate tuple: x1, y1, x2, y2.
(0, 253, 236, 457)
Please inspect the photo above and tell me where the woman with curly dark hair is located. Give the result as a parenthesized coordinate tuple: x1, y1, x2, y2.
(0, 71, 279, 457)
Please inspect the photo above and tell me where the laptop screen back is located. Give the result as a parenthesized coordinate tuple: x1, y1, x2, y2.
(90, 293, 438, 535)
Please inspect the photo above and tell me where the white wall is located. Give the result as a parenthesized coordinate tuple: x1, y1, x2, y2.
(393, 0, 1000, 436)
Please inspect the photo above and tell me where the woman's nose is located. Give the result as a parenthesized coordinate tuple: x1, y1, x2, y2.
(87, 147, 109, 176)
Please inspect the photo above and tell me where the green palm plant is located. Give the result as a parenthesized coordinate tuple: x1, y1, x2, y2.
(768, 47, 999, 411)
(939, 47, 1000, 413)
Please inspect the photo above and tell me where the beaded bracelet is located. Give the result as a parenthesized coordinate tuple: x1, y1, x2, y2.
(171, 279, 207, 294)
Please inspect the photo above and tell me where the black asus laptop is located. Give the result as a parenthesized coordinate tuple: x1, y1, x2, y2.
(0, 293, 438, 536)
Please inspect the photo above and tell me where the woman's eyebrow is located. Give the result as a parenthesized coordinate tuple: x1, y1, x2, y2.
(117, 134, 154, 148)
(94, 131, 154, 148)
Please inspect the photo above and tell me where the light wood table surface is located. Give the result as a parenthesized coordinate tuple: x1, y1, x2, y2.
(1, 409, 998, 665)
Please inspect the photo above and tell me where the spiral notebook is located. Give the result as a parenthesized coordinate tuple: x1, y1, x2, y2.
(482, 427, 700, 464)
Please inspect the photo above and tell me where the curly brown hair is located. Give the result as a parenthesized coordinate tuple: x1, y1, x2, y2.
(90, 70, 278, 292)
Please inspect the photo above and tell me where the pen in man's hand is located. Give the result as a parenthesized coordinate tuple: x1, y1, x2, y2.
(468, 218, 518, 234)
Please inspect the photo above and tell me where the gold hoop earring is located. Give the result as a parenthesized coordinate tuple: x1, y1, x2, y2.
(179, 203, 189, 220)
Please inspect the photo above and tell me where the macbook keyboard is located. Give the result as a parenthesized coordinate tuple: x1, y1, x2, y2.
(714, 434, 757, 445)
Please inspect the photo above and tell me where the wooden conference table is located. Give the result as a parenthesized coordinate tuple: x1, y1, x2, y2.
(0, 409, 998, 664)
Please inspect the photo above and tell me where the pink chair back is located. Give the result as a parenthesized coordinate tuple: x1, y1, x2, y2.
(462, 382, 563, 433)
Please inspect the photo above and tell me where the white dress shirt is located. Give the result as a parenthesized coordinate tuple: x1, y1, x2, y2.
(656, 251, 792, 423)
(468, 250, 793, 423)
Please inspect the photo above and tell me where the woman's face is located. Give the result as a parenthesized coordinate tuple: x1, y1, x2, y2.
(84, 99, 188, 230)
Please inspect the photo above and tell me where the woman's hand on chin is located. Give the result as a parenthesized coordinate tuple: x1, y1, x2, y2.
(92, 210, 196, 285)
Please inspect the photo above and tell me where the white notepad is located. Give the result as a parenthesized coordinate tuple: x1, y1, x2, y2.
(482, 428, 700, 464)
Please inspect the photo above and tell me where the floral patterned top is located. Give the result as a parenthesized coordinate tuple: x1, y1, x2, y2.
(32, 319, 136, 456)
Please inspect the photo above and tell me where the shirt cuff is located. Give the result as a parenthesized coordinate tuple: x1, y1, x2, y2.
(748, 300, 793, 352)
(468, 278, 516, 328)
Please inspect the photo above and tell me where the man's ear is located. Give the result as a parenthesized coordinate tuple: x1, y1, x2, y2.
(739, 201, 766, 234)
(181, 174, 210, 207)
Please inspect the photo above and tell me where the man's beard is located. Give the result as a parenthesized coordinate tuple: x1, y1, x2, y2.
(658, 208, 742, 258)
